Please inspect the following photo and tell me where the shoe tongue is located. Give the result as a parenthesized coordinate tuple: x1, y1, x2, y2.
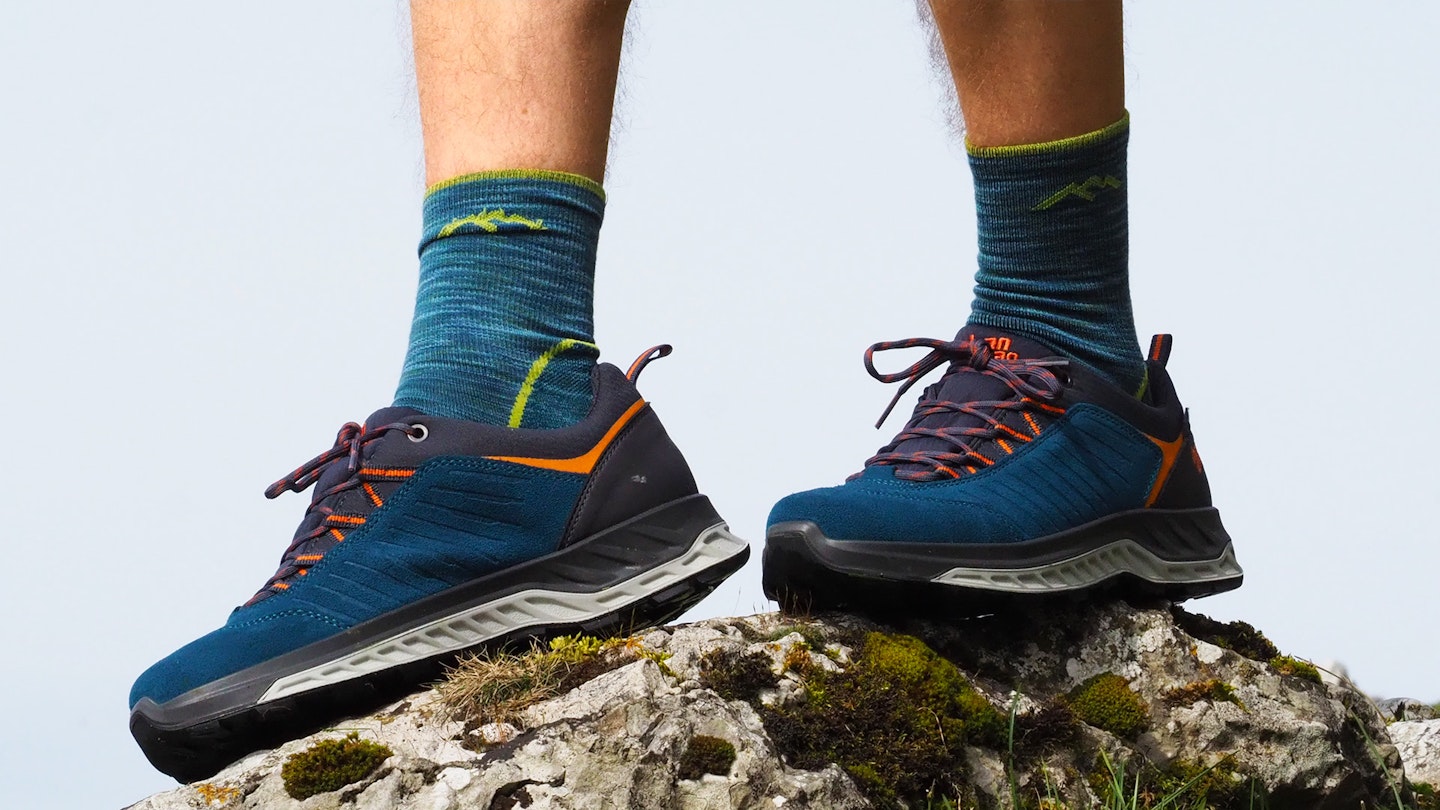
(364, 406, 422, 431)
(880, 325, 1058, 464)
(951, 324, 1060, 361)
(925, 324, 1058, 410)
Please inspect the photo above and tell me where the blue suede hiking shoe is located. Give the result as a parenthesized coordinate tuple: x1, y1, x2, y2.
(763, 326, 1241, 613)
(130, 346, 748, 782)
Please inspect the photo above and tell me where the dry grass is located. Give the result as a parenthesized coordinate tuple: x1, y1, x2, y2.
(438, 634, 669, 726)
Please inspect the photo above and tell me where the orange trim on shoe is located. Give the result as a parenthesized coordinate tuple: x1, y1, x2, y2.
(360, 468, 414, 479)
(1023, 412, 1043, 435)
(362, 483, 384, 507)
(1143, 432, 1187, 507)
(485, 399, 647, 474)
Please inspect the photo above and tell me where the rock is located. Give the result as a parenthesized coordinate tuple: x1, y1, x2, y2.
(1392, 719, 1440, 786)
(125, 602, 1413, 810)
(127, 657, 866, 809)
(1378, 697, 1440, 723)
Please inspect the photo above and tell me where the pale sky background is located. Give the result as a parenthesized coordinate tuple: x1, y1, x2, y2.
(2, 2, 1438, 807)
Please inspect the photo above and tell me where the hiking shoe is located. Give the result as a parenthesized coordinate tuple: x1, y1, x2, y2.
(763, 326, 1240, 613)
(130, 346, 748, 782)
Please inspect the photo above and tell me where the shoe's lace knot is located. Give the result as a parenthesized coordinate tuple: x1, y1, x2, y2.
(862, 336, 1068, 480)
(264, 420, 419, 500)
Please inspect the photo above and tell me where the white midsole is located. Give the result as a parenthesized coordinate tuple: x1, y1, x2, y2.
(930, 540, 1241, 593)
(257, 523, 747, 704)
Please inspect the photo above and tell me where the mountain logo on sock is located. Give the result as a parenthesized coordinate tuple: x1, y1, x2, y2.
(439, 209, 548, 236)
(1032, 175, 1123, 212)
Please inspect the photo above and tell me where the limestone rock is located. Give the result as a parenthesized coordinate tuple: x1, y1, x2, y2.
(127, 655, 866, 810)
(1392, 719, 1440, 786)
(1378, 698, 1440, 724)
(125, 601, 1415, 810)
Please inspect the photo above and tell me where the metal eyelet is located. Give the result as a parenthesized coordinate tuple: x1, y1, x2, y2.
(408, 423, 429, 443)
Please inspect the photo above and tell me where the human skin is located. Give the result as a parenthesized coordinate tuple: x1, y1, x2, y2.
(410, 0, 631, 185)
(410, 1, 1122, 181)
(926, 0, 1126, 146)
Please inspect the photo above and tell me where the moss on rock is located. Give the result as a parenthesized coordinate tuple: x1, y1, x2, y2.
(1268, 655, 1323, 685)
(1066, 672, 1149, 740)
(1171, 607, 1280, 662)
(1009, 703, 1081, 762)
(765, 622, 830, 650)
(678, 734, 736, 780)
(759, 631, 1004, 809)
(280, 732, 392, 800)
(1164, 678, 1244, 710)
(1093, 752, 1263, 810)
(698, 649, 779, 705)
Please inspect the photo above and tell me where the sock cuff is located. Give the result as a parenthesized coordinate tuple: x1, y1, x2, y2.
(420, 171, 606, 255)
(966, 111, 1130, 160)
(425, 169, 606, 202)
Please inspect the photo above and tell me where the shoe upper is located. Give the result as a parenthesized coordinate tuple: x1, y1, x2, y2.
(767, 326, 1212, 544)
(131, 358, 698, 709)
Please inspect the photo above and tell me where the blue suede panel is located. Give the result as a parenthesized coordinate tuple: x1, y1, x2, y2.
(130, 458, 585, 708)
(767, 405, 1161, 543)
(129, 608, 347, 708)
(238, 458, 585, 627)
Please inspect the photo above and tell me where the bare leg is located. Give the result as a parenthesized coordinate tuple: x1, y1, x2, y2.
(926, 0, 1124, 147)
(411, 0, 630, 184)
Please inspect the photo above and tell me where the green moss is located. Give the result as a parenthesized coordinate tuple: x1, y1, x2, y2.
(1413, 782, 1438, 810)
(1093, 752, 1265, 810)
(1157, 755, 1254, 808)
(1066, 673, 1149, 740)
(636, 647, 676, 678)
(780, 640, 814, 674)
(699, 649, 779, 705)
(1170, 607, 1280, 662)
(1010, 765, 1070, 810)
(1268, 655, 1323, 685)
(677, 734, 736, 780)
(843, 764, 897, 805)
(765, 623, 830, 650)
(1163, 678, 1244, 710)
(548, 633, 605, 660)
(280, 733, 392, 800)
(759, 631, 1004, 809)
(1009, 703, 1080, 762)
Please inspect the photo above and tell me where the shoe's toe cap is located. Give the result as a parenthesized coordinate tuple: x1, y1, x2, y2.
(767, 478, 1023, 544)
(129, 609, 344, 710)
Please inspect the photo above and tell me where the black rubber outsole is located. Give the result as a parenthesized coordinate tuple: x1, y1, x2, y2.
(132, 539, 748, 784)
(761, 527, 1241, 619)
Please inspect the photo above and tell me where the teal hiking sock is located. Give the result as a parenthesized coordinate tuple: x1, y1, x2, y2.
(394, 170, 604, 429)
(967, 113, 1146, 394)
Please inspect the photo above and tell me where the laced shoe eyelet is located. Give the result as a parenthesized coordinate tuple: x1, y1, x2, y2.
(408, 424, 429, 443)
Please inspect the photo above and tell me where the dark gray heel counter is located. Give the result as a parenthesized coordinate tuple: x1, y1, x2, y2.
(1152, 422, 1214, 509)
(560, 405, 701, 546)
